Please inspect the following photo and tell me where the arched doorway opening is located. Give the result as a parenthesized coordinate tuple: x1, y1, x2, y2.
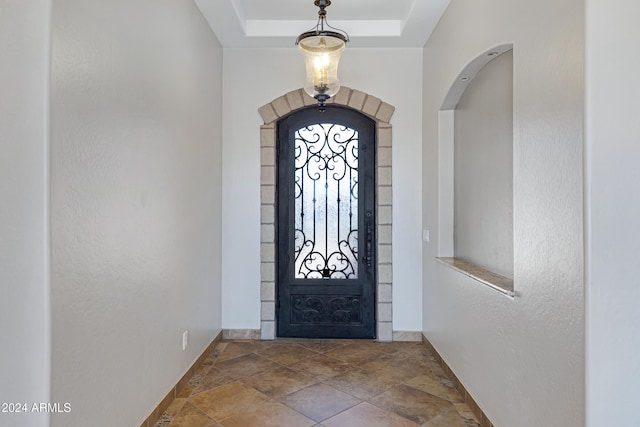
(258, 86, 395, 341)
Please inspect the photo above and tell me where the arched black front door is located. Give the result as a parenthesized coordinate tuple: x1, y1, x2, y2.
(276, 105, 376, 339)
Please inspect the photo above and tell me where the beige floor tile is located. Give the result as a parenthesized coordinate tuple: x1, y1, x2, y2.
(295, 340, 349, 354)
(256, 343, 319, 365)
(322, 402, 419, 427)
(214, 342, 264, 363)
(191, 368, 233, 395)
(212, 353, 278, 380)
(280, 383, 361, 422)
(164, 398, 187, 418)
(357, 354, 429, 383)
(421, 405, 470, 427)
(161, 340, 484, 427)
(177, 402, 209, 417)
(288, 354, 351, 380)
(369, 384, 456, 425)
(323, 342, 385, 364)
(404, 371, 465, 403)
(452, 402, 481, 425)
(167, 415, 216, 427)
(189, 382, 269, 421)
(325, 367, 403, 400)
(241, 366, 317, 398)
(219, 400, 315, 427)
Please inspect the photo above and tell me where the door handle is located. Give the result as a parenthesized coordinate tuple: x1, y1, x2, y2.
(364, 211, 373, 267)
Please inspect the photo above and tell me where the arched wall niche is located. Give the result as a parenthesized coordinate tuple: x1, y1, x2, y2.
(441, 43, 514, 110)
(437, 44, 516, 296)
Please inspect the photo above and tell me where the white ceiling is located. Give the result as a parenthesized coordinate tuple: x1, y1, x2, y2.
(194, 0, 451, 48)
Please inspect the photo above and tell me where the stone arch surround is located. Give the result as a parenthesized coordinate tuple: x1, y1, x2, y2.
(258, 86, 395, 341)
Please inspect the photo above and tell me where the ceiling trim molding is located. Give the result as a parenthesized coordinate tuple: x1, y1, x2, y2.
(195, 0, 451, 48)
(245, 20, 404, 38)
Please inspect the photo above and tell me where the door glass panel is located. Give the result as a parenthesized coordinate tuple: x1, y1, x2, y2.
(294, 123, 359, 279)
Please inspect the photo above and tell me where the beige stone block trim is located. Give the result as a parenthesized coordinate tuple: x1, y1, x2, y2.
(378, 244, 392, 265)
(260, 205, 274, 224)
(261, 166, 275, 186)
(303, 91, 316, 106)
(260, 223, 274, 243)
(261, 321, 275, 340)
(260, 185, 275, 204)
(285, 89, 305, 111)
(259, 87, 394, 125)
(260, 147, 275, 167)
(224, 329, 261, 340)
(378, 302, 392, 322)
(261, 301, 275, 321)
(378, 147, 392, 166)
(261, 282, 275, 301)
(362, 95, 382, 117)
(378, 322, 393, 342)
(260, 126, 275, 147)
(392, 331, 423, 342)
(348, 89, 367, 110)
(378, 186, 392, 205)
(258, 104, 278, 125)
(378, 283, 392, 302)
(378, 166, 392, 186)
(376, 102, 395, 123)
(259, 88, 395, 342)
(378, 206, 393, 226)
(260, 262, 275, 282)
(332, 86, 352, 105)
(271, 95, 290, 117)
(261, 243, 275, 263)
(378, 126, 392, 146)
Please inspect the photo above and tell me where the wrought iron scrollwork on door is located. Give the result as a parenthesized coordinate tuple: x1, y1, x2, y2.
(291, 295, 362, 324)
(294, 123, 359, 279)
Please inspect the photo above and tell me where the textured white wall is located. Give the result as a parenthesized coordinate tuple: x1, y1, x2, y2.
(585, 1, 640, 425)
(50, 1, 223, 425)
(0, 1, 51, 426)
(422, 0, 584, 426)
(222, 48, 423, 332)
(454, 51, 513, 278)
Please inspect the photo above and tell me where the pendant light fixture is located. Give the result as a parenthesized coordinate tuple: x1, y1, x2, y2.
(296, 0, 349, 110)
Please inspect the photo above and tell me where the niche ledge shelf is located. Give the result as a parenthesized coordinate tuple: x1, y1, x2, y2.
(436, 257, 514, 297)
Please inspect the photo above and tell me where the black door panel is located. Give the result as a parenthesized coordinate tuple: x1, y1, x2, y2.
(276, 105, 376, 339)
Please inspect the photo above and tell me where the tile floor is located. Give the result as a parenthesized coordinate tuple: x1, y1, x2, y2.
(155, 339, 481, 427)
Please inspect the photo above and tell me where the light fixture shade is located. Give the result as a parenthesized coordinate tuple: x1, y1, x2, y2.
(298, 34, 345, 102)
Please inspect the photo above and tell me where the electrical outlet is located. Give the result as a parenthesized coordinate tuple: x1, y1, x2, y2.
(422, 229, 430, 243)
(182, 330, 188, 351)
